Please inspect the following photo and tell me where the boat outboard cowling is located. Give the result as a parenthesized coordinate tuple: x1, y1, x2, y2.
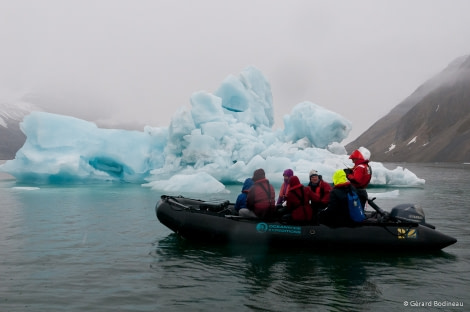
(390, 204, 426, 224)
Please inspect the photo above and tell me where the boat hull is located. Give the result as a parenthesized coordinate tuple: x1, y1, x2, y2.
(156, 196, 457, 251)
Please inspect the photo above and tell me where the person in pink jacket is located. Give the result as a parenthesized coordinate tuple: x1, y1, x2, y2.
(276, 168, 293, 206)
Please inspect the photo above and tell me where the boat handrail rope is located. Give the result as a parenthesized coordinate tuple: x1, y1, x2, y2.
(166, 196, 193, 211)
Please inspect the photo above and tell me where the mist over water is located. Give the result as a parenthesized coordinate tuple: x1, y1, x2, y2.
(0, 163, 468, 311)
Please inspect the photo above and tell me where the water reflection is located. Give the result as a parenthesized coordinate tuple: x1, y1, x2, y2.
(151, 235, 457, 311)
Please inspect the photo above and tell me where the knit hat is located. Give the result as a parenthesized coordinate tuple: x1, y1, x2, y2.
(283, 169, 294, 177)
(252, 168, 266, 181)
(332, 169, 349, 186)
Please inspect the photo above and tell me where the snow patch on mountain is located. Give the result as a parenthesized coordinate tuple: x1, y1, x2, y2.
(0, 90, 42, 127)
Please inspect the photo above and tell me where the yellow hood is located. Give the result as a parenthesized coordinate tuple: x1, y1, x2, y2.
(333, 169, 348, 186)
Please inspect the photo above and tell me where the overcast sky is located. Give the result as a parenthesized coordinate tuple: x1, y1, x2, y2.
(1, 0, 470, 143)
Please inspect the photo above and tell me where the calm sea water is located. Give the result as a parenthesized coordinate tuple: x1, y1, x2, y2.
(0, 163, 469, 312)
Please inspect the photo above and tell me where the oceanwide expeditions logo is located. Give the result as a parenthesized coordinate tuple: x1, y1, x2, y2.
(256, 222, 301, 235)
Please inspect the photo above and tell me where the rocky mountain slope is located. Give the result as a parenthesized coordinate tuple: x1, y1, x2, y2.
(347, 54, 470, 162)
(0, 99, 40, 160)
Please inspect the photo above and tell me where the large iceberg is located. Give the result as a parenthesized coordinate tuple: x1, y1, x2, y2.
(1, 66, 425, 191)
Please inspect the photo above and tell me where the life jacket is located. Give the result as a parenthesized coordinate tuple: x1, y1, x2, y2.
(349, 161, 372, 189)
(277, 181, 290, 205)
(309, 180, 331, 205)
(287, 184, 313, 221)
(310, 183, 321, 197)
(247, 179, 276, 219)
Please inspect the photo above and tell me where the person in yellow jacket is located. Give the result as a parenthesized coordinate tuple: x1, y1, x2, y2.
(318, 169, 357, 227)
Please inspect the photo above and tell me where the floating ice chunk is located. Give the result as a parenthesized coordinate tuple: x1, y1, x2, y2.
(1, 112, 164, 183)
(143, 172, 228, 194)
(370, 162, 425, 186)
(0, 67, 425, 188)
(369, 190, 400, 198)
(12, 186, 40, 191)
(215, 75, 250, 112)
(282, 102, 352, 148)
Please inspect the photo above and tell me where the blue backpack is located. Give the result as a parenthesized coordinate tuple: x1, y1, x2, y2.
(347, 191, 366, 222)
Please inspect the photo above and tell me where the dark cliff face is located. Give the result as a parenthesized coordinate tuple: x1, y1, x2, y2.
(0, 119, 26, 160)
(0, 100, 38, 160)
(347, 54, 470, 162)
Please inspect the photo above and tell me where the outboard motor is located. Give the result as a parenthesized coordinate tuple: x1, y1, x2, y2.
(390, 204, 435, 229)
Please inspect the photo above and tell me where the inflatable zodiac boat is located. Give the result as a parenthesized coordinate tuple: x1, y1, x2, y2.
(156, 195, 457, 251)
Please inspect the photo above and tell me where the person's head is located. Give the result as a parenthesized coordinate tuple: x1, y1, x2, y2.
(349, 147, 371, 165)
(288, 175, 301, 187)
(332, 169, 349, 186)
(242, 178, 254, 191)
(252, 168, 266, 182)
(309, 169, 319, 184)
(283, 169, 294, 182)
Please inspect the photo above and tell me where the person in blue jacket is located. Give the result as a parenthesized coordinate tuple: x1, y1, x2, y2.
(234, 178, 254, 213)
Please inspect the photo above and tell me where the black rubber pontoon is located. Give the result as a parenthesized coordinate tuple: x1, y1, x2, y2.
(156, 195, 457, 251)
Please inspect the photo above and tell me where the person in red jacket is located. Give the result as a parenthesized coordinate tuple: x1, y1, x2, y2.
(239, 168, 276, 220)
(276, 168, 294, 205)
(281, 176, 315, 222)
(307, 169, 332, 224)
(345, 147, 372, 208)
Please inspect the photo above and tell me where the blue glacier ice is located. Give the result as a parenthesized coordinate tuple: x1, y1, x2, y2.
(1, 66, 425, 192)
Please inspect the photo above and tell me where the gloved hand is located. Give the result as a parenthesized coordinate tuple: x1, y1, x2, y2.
(282, 201, 287, 207)
(344, 168, 353, 175)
